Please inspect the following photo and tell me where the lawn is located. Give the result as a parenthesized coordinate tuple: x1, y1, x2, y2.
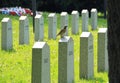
(0, 12, 107, 83)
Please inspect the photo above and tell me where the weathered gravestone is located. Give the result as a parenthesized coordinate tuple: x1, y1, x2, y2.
(60, 12, 68, 36)
(81, 9, 89, 32)
(71, 10, 79, 34)
(98, 28, 108, 72)
(80, 32, 94, 79)
(58, 36, 74, 83)
(32, 42, 50, 83)
(35, 15, 44, 41)
(19, 16, 29, 45)
(48, 13, 57, 39)
(91, 8, 97, 30)
(1, 18, 13, 50)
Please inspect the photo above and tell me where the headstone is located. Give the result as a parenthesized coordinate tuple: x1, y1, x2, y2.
(80, 32, 94, 79)
(98, 28, 108, 72)
(60, 12, 68, 35)
(58, 36, 74, 83)
(48, 13, 57, 39)
(32, 42, 50, 83)
(81, 9, 89, 32)
(91, 8, 97, 30)
(1, 18, 13, 50)
(71, 10, 79, 34)
(35, 15, 44, 41)
(19, 16, 29, 45)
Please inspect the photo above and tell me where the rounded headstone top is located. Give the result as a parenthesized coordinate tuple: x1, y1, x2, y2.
(2, 18, 10, 22)
(80, 32, 91, 37)
(19, 16, 27, 20)
(48, 13, 56, 17)
(91, 8, 97, 12)
(33, 42, 46, 48)
(98, 28, 107, 33)
(72, 10, 78, 14)
(82, 9, 88, 13)
(35, 14, 42, 18)
(59, 36, 72, 42)
(61, 12, 68, 16)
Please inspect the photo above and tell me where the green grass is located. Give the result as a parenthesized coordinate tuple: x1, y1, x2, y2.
(0, 12, 107, 83)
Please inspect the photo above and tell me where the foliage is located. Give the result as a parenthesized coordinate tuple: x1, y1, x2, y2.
(0, 0, 105, 13)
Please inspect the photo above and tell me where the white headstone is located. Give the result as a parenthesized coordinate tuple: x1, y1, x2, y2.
(91, 8, 97, 30)
(35, 15, 44, 41)
(82, 9, 89, 32)
(71, 10, 79, 34)
(1, 18, 13, 50)
(32, 42, 50, 83)
(19, 16, 29, 45)
(48, 13, 57, 39)
(98, 28, 108, 72)
(80, 32, 94, 79)
(58, 36, 74, 83)
(60, 12, 68, 35)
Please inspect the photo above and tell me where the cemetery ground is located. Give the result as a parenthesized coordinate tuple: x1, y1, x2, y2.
(0, 12, 107, 83)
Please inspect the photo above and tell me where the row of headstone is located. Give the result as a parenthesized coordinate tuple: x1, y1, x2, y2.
(0, 8, 97, 50)
(32, 28, 108, 83)
(35, 8, 98, 41)
(81, 8, 98, 32)
(1, 16, 30, 50)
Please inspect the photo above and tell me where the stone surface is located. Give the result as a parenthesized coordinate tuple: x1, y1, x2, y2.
(48, 13, 57, 39)
(60, 12, 68, 35)
(80, 32, 94, 79)
(32, 42, 50, 83)
(19, 16, 29, 45)
(91, 8, 97, 30)
(58, 36, 74, 83)
(71, 10, 79, 34)
(81, 9, 89, 32)
(98, 28, 108, 72)
(1, 18, 13, 50)
(35, 15, 44, 41)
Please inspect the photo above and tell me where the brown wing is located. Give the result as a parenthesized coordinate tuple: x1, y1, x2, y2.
(57, 28, 64, 36)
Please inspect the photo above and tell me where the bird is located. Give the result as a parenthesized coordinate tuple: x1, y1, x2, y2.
(56, 26, 67, 38)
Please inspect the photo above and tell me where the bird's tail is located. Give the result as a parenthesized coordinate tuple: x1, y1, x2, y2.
(56, 32, 61, 36)
(56, 34, 59, 37)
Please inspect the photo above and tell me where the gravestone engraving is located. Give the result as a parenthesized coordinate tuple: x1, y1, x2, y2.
(80, 32, 94, 79)
(91, 8, 97, 30)
(58, 36, 74, 83)
(32, 42, 50, 83)
(1, 18, 13, 50)
(19, 16, 29, 45)
(71, 10, 79, 34)
(98, 28, 108, 72)
(60, 12, 68, 35)
(48, 13, 57, 39)
(35, 15, 44, 41)
(82, 9, 89, 32)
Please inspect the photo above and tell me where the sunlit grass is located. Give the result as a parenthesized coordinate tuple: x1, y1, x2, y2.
(0, 12, 107, 83)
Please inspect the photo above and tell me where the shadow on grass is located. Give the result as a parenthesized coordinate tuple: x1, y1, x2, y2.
(80, 77, 106, 83)
(94, 77, 106, 83)
(1, 48, 16, 53)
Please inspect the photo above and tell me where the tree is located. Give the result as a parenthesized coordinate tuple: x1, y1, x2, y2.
(107, 0, 120, 83)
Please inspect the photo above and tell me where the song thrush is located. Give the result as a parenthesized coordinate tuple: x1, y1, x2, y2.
(57, 26, 67, 38)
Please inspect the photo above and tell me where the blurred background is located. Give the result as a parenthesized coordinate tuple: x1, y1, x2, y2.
(0, 0, 106, 14)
